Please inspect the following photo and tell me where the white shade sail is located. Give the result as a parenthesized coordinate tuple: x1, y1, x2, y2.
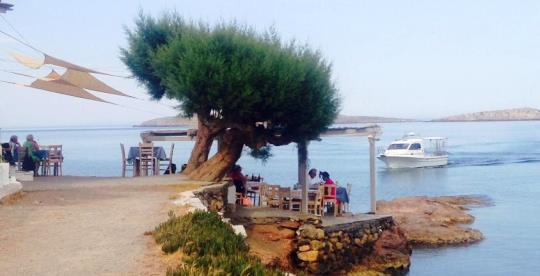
(10, 51, 41, 69)
(61, 69, 133, 97)
(10, 51, 115, 76)
(28, 78, 109, 103)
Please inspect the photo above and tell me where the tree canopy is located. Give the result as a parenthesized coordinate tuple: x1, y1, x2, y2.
(121, 13, 341, 180)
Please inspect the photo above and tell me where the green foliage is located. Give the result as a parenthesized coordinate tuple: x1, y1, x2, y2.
(248, 146, 273, 163)
(154, 211, 283, 276)
(122, 12, 341, 154)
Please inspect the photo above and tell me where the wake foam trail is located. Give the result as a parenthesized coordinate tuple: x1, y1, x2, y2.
(448, 156, 540, 167)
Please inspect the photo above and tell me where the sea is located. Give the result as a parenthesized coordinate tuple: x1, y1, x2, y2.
(1, 121, 539, 275)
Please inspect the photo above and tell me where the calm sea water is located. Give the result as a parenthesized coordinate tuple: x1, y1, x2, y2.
(2, 121, 539, 275)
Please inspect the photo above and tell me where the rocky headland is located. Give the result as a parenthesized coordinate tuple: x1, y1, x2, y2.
(377, 195, 490, 246)
(434, 107, 540, 122)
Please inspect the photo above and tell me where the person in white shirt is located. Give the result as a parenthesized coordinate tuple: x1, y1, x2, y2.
(308, 168, 321, 189)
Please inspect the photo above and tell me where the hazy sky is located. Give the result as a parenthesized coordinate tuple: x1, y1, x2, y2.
(0, 0, 539, 127)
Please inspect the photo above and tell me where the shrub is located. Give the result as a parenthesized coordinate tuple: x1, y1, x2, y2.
(154, 211, 283, 276)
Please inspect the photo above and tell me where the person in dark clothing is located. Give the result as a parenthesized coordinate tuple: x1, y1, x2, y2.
(229, 165, 247, 196)
(1, 143, 15, 165)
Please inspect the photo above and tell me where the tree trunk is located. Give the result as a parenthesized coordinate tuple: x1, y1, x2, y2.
(182, 118, 220, 175)
(188, 129, 244, 181)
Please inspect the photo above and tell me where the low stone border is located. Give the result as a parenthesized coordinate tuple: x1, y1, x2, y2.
(171, 182, 247, 237)
(0, 164, 22, 201)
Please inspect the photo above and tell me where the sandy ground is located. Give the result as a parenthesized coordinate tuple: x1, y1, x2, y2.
(0, 175, 195, 276)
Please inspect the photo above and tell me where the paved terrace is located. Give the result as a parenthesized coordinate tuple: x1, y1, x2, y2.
(0, 175, 206, 276)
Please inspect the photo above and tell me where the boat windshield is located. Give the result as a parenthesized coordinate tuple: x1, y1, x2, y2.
(388, 143, 409, 150)
(409, 143, 422, 150)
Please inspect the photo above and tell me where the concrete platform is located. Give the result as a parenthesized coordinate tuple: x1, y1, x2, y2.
(228, 205, 391, 228)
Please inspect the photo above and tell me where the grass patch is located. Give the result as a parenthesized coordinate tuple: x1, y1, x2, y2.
(154, 210, 284, 276)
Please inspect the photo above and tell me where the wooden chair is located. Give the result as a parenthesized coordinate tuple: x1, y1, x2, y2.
(44, 145, 63, 176)
(235, 192, 244, 204)
(246, 182, 261, 206)
(160, 143, 175, 174)
(289, 189, 302, 211)
(279, 187, 291, 210)
(260, 184, 280, 208)
(322, 183, 338, 216)
(120, 143, 134, 177)
(17, 147, 26, 171)
(308, 185, 324, 216)
(139, 143, 157, 176)
(343, 183, 352, 213)
(18, 146, 39, 175)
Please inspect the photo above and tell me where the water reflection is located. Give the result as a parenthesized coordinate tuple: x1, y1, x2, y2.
(378, 166, 449, 199)
(379, 166, 448, 185)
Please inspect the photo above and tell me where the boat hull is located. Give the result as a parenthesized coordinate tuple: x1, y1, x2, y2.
(377, 155, 448, 169)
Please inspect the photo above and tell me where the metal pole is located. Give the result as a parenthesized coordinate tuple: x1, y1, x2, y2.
(368, 135, 377, 213)
(298, 140, 308, 213)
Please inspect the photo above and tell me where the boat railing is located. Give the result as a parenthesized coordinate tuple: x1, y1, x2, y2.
(427, 149, 447, 156)
(377, 146, 386, 155)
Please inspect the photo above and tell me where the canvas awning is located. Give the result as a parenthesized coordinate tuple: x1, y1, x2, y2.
(10, 51, 114, 76)
(6, 68, 132, 98)
(61, 69, 133, 97)
(28, 78, 109, 103)
(0, 77, 109, 104)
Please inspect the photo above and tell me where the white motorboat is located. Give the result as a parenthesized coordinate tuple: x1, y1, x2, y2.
(378, 133, 448, 169)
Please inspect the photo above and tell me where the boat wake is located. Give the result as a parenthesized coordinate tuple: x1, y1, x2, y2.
(447, 152, 540, 167)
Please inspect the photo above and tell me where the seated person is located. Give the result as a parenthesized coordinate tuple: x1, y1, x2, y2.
(1, 143, 15, 165)
(9, 135, 21, 162)
(308, 168, 321, 190)
(23, 134, 43, 175)
(320, 171, 338, 200)
(229, 165, 247, 197)
(320, 171, 335, 185)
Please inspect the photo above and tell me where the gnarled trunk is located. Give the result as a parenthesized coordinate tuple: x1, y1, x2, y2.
(188, 128, 244, 181)
(182, 118, 221, 174)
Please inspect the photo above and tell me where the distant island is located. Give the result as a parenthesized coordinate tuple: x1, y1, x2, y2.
(136, 107, 540, 127)
(334, 114, 416, 124)
(135, 116, 198, 127)
(434, 107, 540, 122)
(135, 114, 415, 127)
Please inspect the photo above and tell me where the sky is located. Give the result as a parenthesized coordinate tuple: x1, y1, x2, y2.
(0, 0, 539, 127)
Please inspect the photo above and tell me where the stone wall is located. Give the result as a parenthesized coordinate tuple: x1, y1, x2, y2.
(241, 215, 411, 275)
(193, 182, 229, 212)
(295, 216, 410, 275)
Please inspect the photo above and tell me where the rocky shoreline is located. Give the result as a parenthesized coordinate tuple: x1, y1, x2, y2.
(377, 195, 490, 246)
(194, 184, 489, 274)
(245, 217, 411, 275)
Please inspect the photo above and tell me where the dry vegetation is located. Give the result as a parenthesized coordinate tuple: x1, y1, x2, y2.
(0, 191, 25, 205)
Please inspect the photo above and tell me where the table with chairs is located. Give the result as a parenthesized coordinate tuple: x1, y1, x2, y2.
(238, 180, 350, 217)
(120, 142, 175, 177)
(15, 144, 64, 176)
(41, 145, 63, 176)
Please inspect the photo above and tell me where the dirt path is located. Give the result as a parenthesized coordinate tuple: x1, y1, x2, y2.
(0, 175, 195, 276)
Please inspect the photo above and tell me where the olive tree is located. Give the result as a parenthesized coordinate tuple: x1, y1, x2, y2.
(122, 14, 340, 181)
